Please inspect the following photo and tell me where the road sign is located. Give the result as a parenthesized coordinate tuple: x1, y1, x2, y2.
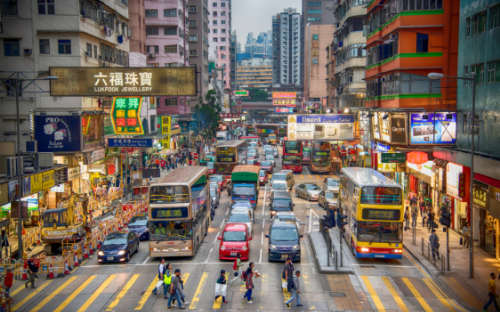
(107, 138, 153, 148)
(381, 152, 406, 163)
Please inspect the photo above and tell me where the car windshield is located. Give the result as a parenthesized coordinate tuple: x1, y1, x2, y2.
(272, 183, 287, 190)
(271, 228, 298, 241)
(223, 231, 246, 242)
(261, 161, 272, 167)
(103, 235, 127, 245)
(259, 170, 266, 177)
(233, 185, 256, 196)
(272, 174, 286, 181)
(325, 191, 338, 199)
(274, 199, 291, 207)
(266, 154, 273, 160)
(305, 184, 320, 190)
(232, 202, 251, 209)
(128, 219, 147, 227)
(229, 214, 250, 223)
(210, 176, 223, 183)
(326, 179, 339, 187)
(357, 221, 402, 243)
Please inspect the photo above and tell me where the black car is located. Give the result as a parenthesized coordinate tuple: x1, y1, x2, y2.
(266, 220, 302, 262)
(127, 217, 149, 240)
(97, 232, 139, 263)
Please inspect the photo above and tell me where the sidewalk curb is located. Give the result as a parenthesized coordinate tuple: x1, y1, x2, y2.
(307, 233, 354, 275)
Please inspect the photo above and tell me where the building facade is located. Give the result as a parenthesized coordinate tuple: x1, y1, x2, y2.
(301, 0, 336, 24)
(235, 60, 273, 90)
(208, 0, 232, 90)
(304, 24, 334, 111)
(272, 8, 302, 88)
(188, 0, 210, 98)
(129, 0, 146, 54)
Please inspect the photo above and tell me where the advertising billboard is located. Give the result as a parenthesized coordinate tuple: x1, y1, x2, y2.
(107, 138, 153, 148)
(110, 97, 144, 135)
(410, 112, 456, 144)
(390, 113, 408, 144)
(275, 107, 294, 113)
(82, 113, 104, 151)
(34, 115, 81, 152)
(372, 114, 380, 141)
(49, 67, 196, 96)
(287, 114, 354, 141)
(272, 92, 297, 107)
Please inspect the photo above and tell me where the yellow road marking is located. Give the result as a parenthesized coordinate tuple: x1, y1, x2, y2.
(281, 278, 291, 303)
(189, 272, 207, 310)
(381, 276, 408, 312)
(402, 277, 433, 312)
(422, 278, 456, 312)
(54, 275, 96, 312)
(106, 274, 140, 311)
(31, 276, 78, 312)
(10, 284, 24, 297)
(134, 277, 158, 310)
(360, 276, 385, 311)
(12, 280, 52, 311)
(212, 273, 228, 310)
(77, 274, 116, 312)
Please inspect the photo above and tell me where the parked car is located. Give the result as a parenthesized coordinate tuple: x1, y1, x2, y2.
(97, 232, 139, 263)
(323, 177, 340, 192)
(319, 190, 338, 209)
(210, 182, 220, 209)
(227, 212, 253, 238)
(266, 220, 302, 262)
(127, 217, 149, 241)
(218, 223, 251, 261)
(210, 174, 227, 190)
(295, 183, 322, 201)
(271, 171, 294, 190)
(259, 169, 269, 185)
(260, 160, 273, 173)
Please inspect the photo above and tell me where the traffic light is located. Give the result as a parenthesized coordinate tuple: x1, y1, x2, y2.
(337, 213, 348, 232)
(439, 205, 451, 227)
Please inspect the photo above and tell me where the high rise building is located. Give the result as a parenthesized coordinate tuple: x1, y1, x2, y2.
(208, 0, 232, 90)
(230, 31, 237, 90)
(145, 0, 190, 114)
(301, 0, 336, 24)
(235, 59, 273, 90)
(188, 0, 210, 98)
(272, 8, 302, 88)
(244, 31, 272, 59)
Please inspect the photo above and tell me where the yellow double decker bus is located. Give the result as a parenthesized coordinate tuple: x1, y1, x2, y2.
(340, 167, 403, 259)
(148, 166, 210, 258)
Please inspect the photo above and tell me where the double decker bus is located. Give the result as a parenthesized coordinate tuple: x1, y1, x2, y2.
(282, 140, 303, 173)
(310, 142, 331, 173)
(340, 167, 403, 259)
(215, 140, 247, 176)
(148, 166, 210, 257)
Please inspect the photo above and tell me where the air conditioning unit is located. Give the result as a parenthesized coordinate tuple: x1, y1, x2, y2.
(38, 152, 54, 168)
(6, 157, 18, 178)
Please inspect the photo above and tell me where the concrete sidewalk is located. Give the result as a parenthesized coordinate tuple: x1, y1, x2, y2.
(403, 217, 492, 311)
(308, 230, 353, 274)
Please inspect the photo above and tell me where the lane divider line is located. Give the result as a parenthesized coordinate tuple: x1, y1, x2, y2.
(134, 277, 158, 311)
(106, 273, 140, 311)
(77, 274, 116, 312)
(12, 280, 52, 311)
(189, 272, 207, 310)
(31, 276, 78, 312)
(422, 278, 456, 312)
(360, 275, 385, 312)
(401, 277, 433, 312)
(381, 276, 409, 312)
(54, 275, 96, 312)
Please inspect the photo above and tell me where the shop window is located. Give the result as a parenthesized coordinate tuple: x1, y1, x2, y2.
(416, 33, 428, 52)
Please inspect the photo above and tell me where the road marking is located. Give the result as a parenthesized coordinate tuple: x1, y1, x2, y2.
(401, 277, 432, 312)
(54, 275, 96, 312)
(360, 275, 385, 311)
(12, 280, 52, 311)
(381, 276, 408, 312)
(134, 277, 158, 310)
(106, 274, 140, 311)
(142, 256, 150, 264)
(31, 276, 78, 312)
(189, 272, 207, 310)
(212, 273, 229, 310)
(281, 278, 291, 303)
(10, 284, 24, 297)
(422, 278, 456, 312)
(77, 274, 116, 312)
(259, 248, 263, 263)
(212, 230, 220, 244)
(206, 248, 214, 263)
(260, 231, 264, 245)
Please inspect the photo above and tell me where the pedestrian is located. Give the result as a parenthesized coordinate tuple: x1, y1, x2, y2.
(404, 207, 410, 231)
(282, 257, 294, 292)
(427, 210, 435, 230)
(411, 205, 418, 228)
(285, 270, 303, 308)
(483, 272, 499, 311)
(243, 262, 260, 304)
(215, 269, 228, 304)
(429, 229, 440, 261)
(167, 269, 186, 309)
(0, 230, 8, 260)
(163, 263, 173, 299)
(462, 224, 471, 248)
(231, 253, 243, 284)
(422, 211, 427, 228)
(25, 258, 38, 288)
(152, 258, 166, 296)
(4, 267, 13, 297)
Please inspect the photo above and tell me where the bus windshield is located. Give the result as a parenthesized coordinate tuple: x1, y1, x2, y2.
(150, 185, 189, 204)
(216, 147, 236, 162)
(312, 155, 330, 166)
(361, 187, 402, 205)
(283, 155, 300, 165)
(149, 220, 193, 241)
(357, 221, 402, 243)
(284, 141, 299, 154)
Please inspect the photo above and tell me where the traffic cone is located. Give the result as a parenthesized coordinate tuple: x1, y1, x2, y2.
(64, 260, 70, 275)
(73, 253, 79, 267)
(83, 244, 89, 259)
(47, 264, 54, 279)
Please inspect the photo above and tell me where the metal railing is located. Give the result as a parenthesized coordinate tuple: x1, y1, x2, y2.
(320, 220, 338, 270)
(421, 237, 447, 273)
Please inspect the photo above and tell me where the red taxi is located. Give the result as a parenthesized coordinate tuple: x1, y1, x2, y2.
(218, 223, 251, 260)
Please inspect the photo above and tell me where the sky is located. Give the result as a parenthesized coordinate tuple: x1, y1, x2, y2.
(232, 0, 301, 46)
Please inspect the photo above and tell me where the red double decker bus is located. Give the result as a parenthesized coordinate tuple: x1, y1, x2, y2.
(282, 140, 303, 173)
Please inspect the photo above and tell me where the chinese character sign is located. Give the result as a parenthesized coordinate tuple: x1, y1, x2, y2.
(49, 67, 196, 96)
(111, 97, 144, 135)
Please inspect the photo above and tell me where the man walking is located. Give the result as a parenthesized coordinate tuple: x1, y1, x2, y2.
(152, 258, 166, 296)
(483, 272, 499, 311)
(25, 258, 38, 288)
(282, 258, 294, 292)
(429, 229, 440, 261)
(243, 262, 260, 304)
(286, 270, 303, 308)
(168, 269, 186, 309)
(404, 207, 410, 231)
(0, 230, 9, 260)
(411, 205, 418, 228)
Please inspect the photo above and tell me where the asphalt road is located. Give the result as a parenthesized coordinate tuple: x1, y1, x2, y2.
(9, 148, 467, 312)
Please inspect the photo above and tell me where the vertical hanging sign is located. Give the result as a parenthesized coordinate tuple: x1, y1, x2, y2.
(161, 116, 171, 149)
(111, 97, 144, 135)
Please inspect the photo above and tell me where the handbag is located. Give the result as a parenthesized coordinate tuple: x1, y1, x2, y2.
(281, 280, 287, 290)
(215, 283, 227, 297)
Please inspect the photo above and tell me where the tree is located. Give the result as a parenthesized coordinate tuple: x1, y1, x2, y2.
(193, 90, 221, 139)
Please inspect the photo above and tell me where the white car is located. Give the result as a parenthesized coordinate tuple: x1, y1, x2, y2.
(231, 205, 254, 222)
(227, 212, 253, 239)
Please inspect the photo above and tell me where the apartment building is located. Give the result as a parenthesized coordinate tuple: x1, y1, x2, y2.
(208, 0, 232, 90)
(187, 0, 210, 97)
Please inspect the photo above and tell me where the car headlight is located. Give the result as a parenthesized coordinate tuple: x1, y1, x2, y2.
(117, 250, 127, 256)
(270, 244, 277, 250)
(220, 245, 226, 251)
(98, 251, 104, 256)
(242, 245, 248, 251)
(292, 245, 299, 250)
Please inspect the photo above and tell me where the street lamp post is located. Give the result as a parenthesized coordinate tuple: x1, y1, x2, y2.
(428, 72, 476, 278)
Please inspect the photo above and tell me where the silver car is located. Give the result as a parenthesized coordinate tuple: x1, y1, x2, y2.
(227, 212, 253, 239)
(295, 183, 322, 201)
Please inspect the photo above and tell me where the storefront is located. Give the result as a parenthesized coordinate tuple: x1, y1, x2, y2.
(445, 162, 469, 232)
(407, 159, 435, 212)
(473, 174, 500, 259)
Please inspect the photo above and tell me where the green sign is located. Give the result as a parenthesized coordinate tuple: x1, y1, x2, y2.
(234, 90, 249, 96)
(111, 97, 144, 135)
(381, 152, 406, 163)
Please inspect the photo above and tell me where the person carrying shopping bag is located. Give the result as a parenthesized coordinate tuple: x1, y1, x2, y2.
(215, 270, 228, 304)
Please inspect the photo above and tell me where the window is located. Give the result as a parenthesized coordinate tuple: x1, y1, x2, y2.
(213, 11, 217, 17)
(189, 20, 197, 27)
(490, 4, 500, 30)
(213, 29, 218, 33)
(312, 34, 319, 40)
(213, 20, 218, 25)
(189, 35, 198, 42)
(58, 39, 71, 54)
(221, 20, 226, 24)
(3, 39, 20, 56)
(188, 6, 197, 14)
(221, 37, 226, 42)
(190, 49, 198, 56)
(164, 8, 177, 17)
(165, 98, 177, 106)
(488, 62, 496, 82)
(213, 37, 218, 42)
(312, 57, 318, 64)
(4, 0, 17, 15)
(40, 39, 50, 55)
(145, 9, 158, 17)
(221, 2, 225, 7)
(307, 17, 321, 22)
(221, 11, 226, 16)
(221, 28, 226, 33)
(85, 42, 92, 57)
(477, 63, 484, 83)
(164, 45, 177, 53)
(164, 26, 177, 35)
(416, 33, 428, 53)
(221, 54, 226, 59)
(466, 17, 471, 37)
(212, 1, 217, 7)
(147, 45, 159, 53)
(307, 9, 322, 14)
(146, 26, 159, 36)
(38, 0, 54, 15)
(219, 46, 225, 51)
(93, 45, 97, 58)
(308, 1, 321, 7)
